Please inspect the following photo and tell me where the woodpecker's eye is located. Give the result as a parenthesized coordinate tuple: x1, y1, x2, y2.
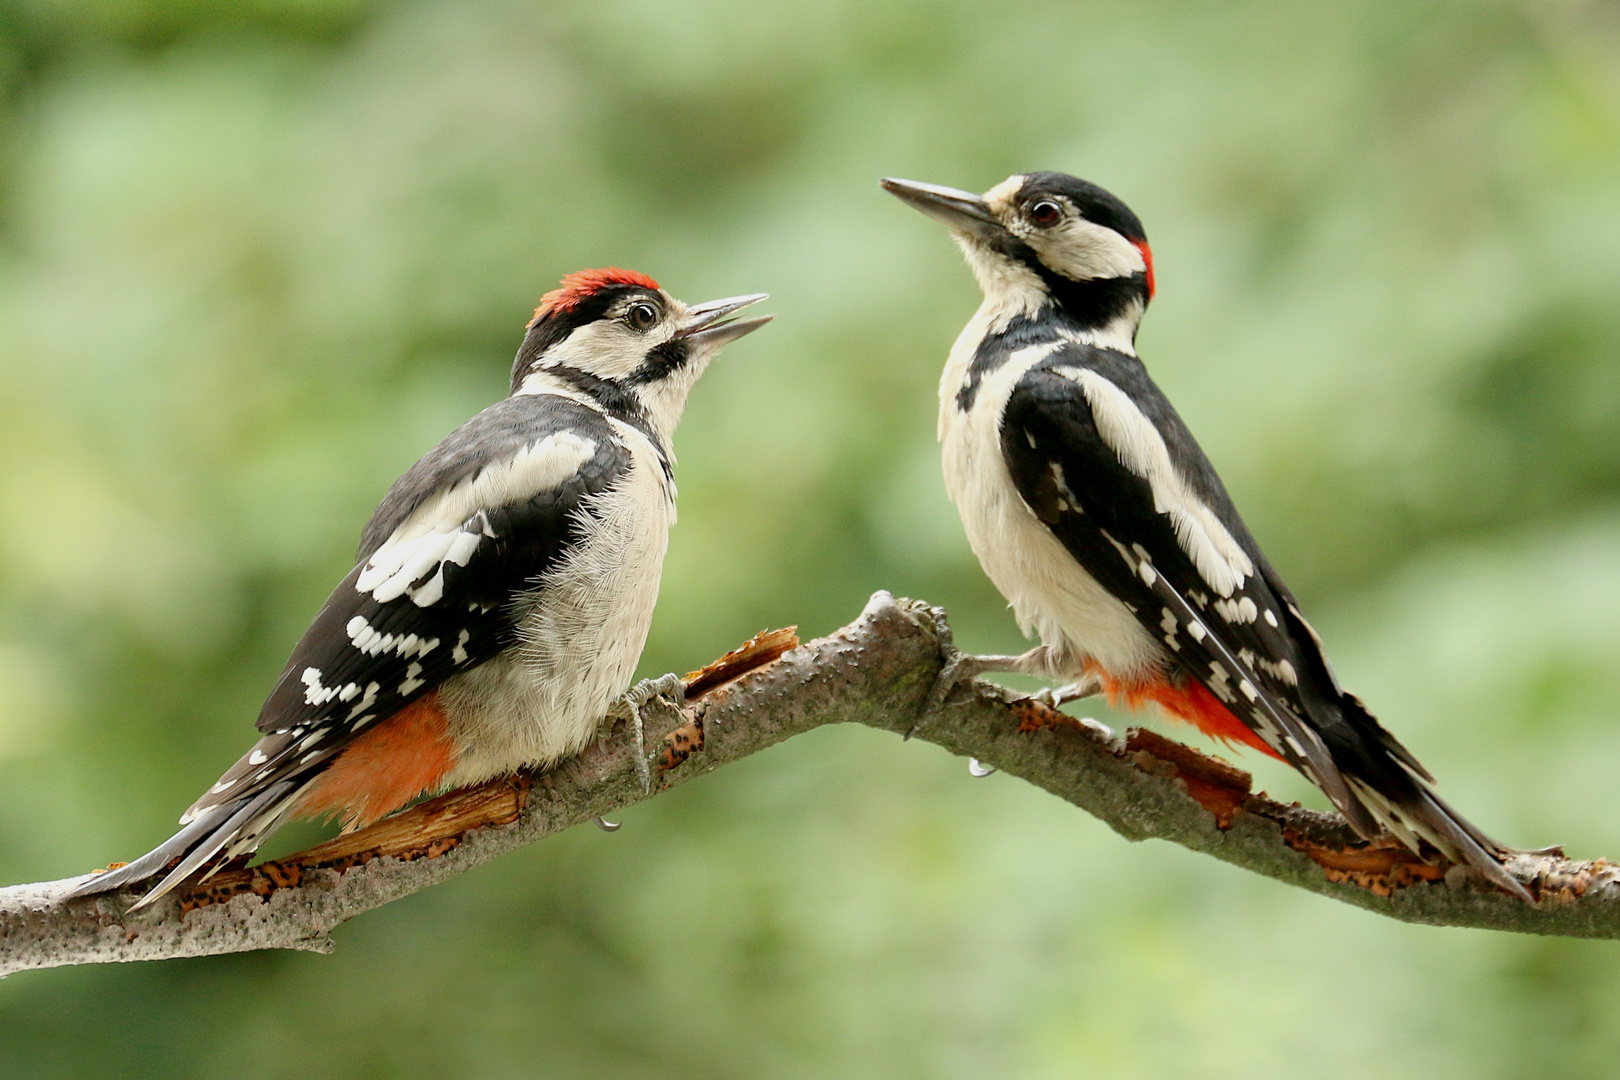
(1028, 200, 1063, 227)
(625, 301, 660, 332)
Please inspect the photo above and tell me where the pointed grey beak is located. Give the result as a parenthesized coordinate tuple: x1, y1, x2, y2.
(678, 292, 773, 349)
(881, 178, 999, 237)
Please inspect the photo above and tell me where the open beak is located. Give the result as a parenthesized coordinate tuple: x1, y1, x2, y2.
(880, 178, 999, 238)
(678, 293, 773, 349)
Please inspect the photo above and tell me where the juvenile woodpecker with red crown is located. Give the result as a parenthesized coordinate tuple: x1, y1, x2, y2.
(68, 269, 771, 907)
(881, 172, 1531, 900)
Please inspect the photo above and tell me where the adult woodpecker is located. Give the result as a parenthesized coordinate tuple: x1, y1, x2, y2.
(881, 172, 1530, 901)
(68, 268, 771, 907)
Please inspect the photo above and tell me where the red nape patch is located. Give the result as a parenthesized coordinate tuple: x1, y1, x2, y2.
(1085, 661, 1282, 761)
(1132, 240, 1155, 299)
(529, 267, 661, 326)
(295, 694, 458, 832)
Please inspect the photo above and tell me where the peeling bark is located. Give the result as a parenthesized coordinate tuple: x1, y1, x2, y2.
(2, 593, 1616, 978)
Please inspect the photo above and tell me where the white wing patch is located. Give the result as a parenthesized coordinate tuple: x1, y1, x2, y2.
(1056, 366, 1254, 597)
(1212, 595, 1258, 624)
(301, 667, 341, 706)
(358, 521, 488, 605)
(358, 432, 598, 607)
(299, 666, 384, 719)
(344, 614, 440, 659)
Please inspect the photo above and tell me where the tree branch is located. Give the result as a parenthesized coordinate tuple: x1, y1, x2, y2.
(3, 591, 1618, 977)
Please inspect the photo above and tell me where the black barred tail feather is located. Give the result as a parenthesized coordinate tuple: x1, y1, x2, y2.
(1370, 780, 1523, 895)
(64, 781, 300, 909)
(1296, 689, 1530, 901)
(1339, 749, 1529, 902)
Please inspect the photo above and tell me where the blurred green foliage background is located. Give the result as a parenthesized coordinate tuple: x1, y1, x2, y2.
(0, 0, 1619, 1075)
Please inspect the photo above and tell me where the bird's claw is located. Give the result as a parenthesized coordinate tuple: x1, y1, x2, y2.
(911, 605, 1033, 738)
(911, 604, 1085, 738)
(607, 673, 688, 794)
(1027, 673, 1103, 712)
(911, 606, 968, 737)
(914, 648, 991, 737)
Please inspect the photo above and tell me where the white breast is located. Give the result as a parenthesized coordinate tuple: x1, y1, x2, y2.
(437, 422, 673, 786)
(938, 308, 1164, 682)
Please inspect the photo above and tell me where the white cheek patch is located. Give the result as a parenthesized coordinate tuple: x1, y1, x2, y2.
(1057, 366, 1255, 596)
(531, 320, 675, 381)
(360, 433, 598, 607)
(1030, 218, 1146, 283)
(515, 371, 602, 404)
(535, 322, 640, 378)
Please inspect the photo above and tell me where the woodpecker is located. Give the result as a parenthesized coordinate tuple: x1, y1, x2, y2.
(882, 172, 1531, 901)
(68, 268, 771, 907)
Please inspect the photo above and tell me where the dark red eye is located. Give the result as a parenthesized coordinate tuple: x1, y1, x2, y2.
(625, 301, 659, 332)
(1028, 200, 1063, 227)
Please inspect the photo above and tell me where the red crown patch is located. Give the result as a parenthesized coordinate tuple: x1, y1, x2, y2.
(530, 267, 661, 326)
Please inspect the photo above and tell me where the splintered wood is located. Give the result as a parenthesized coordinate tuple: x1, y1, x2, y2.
(1108, 722, 1455, 894)
(683, 626, 799, 700)
(1123, 727, 1252, 830)
(1278, 828, 1445, 896)
(17, 594, 1620, 977)
(658, 626, 801, 782)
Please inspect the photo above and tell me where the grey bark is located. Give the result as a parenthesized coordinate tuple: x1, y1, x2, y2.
(1, 591, 1615, 978)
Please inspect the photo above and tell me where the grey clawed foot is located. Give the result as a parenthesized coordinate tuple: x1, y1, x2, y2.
(1028, 672, 1103, 712)
(607, 672, 688, 794)
(910, 606, 1088, 737)
(910, 605, 963, 738)
(915, 650, 1010, 736)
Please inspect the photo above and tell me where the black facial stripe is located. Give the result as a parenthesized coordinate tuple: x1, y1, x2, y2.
(1036, 267, 1149, 331)
(546, 364, 651, 428)
(626, 339, 691, 385)
(969, 171, 1150, 330)
(544, 365, 673, 482)
(985, 227, 1147, 332)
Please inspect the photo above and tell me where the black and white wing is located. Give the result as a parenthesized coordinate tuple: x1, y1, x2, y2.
(69, 394, 632, 902)
(998, 343, 1525, 896)
(191, 394, 632, 818)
